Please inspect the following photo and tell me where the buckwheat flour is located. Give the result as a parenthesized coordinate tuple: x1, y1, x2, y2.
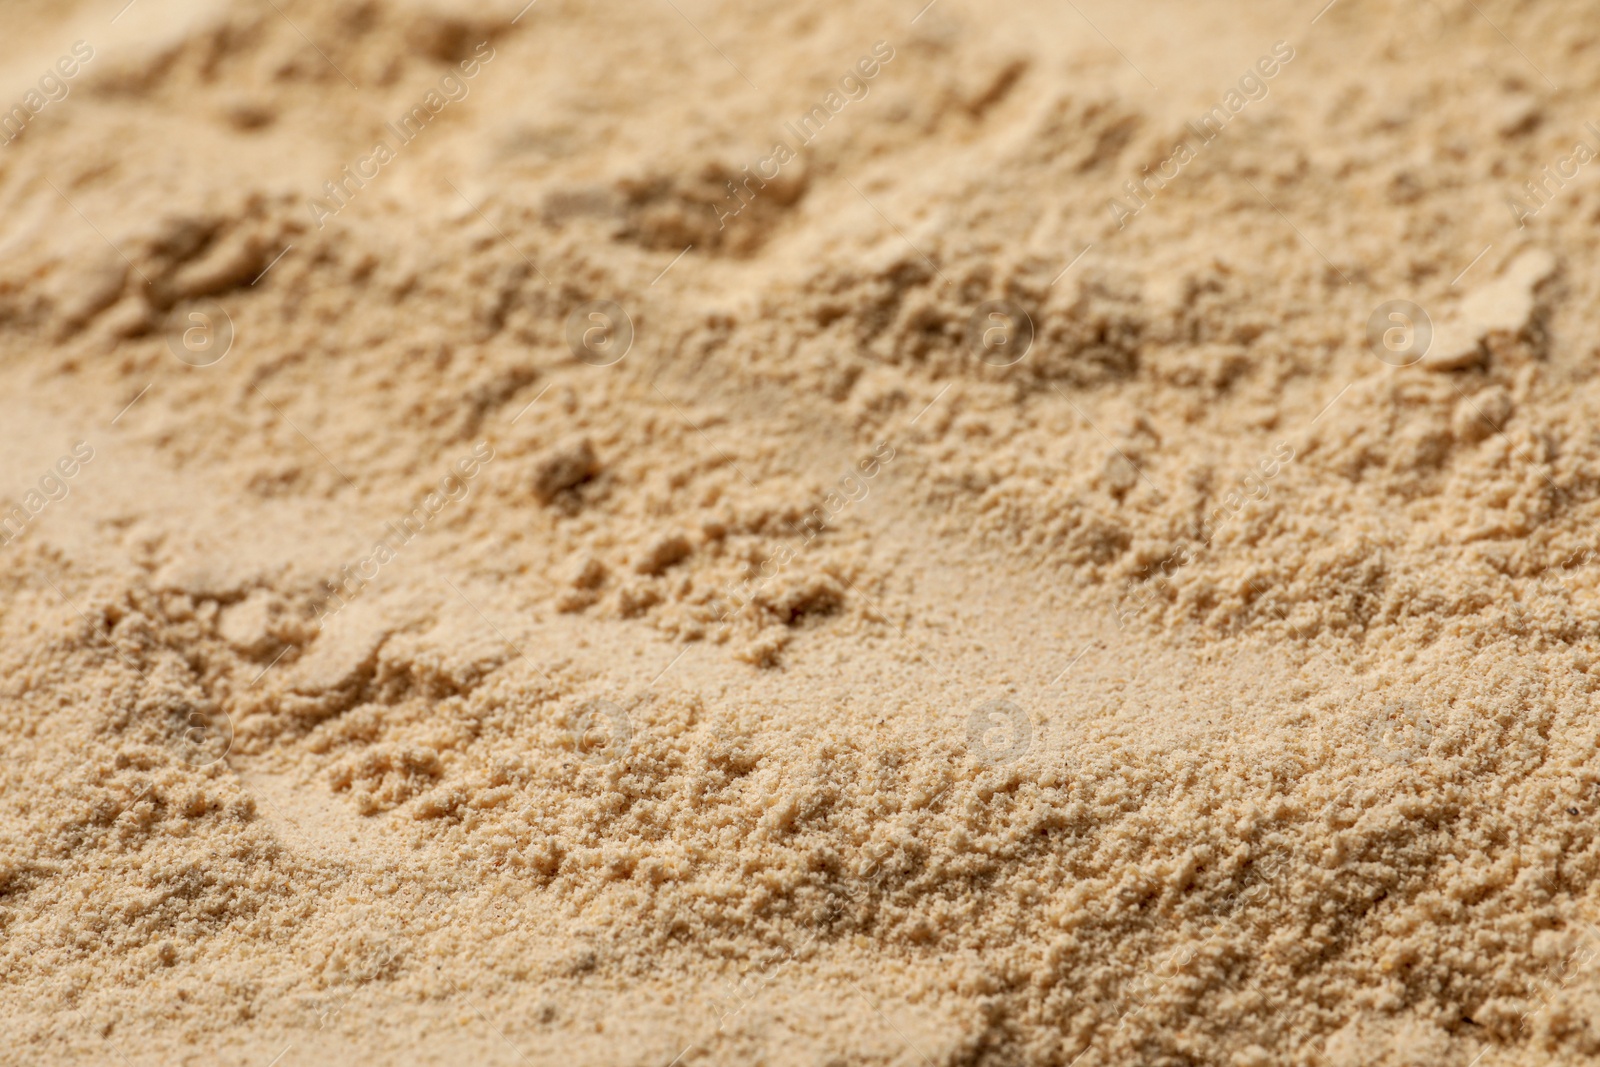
(4, 0, 1600, 1064)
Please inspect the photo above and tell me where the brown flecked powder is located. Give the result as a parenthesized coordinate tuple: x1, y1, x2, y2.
(4, 0, 1600, 1064)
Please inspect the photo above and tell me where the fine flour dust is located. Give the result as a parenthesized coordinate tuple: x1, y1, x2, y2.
(3, 0, 1600, 1064)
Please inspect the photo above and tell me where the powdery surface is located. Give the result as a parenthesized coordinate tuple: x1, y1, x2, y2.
(4, 0, 1600, 1063)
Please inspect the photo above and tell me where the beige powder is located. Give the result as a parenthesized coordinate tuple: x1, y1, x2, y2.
(4, 0, 1600, 1063)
